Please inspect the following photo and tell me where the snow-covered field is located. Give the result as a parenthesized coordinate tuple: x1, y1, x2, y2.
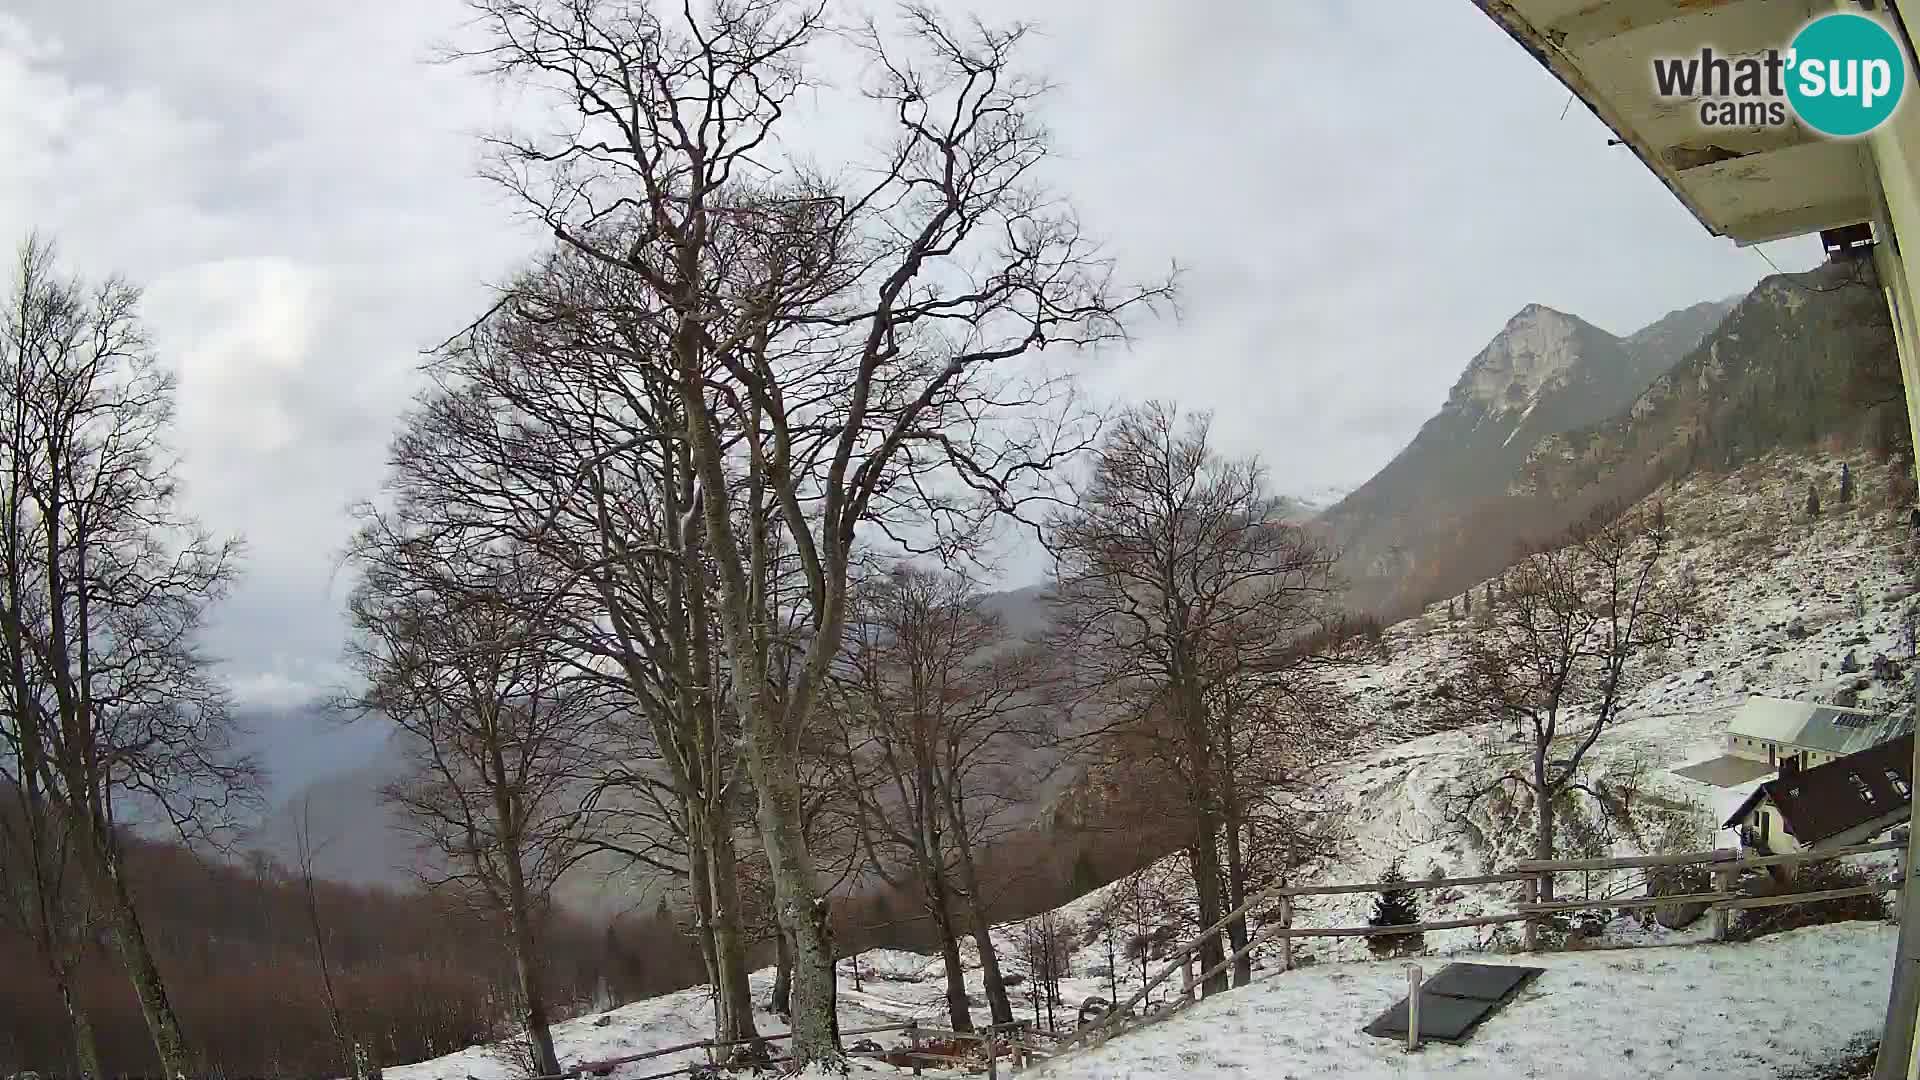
(389, 451, 1916, 1080)
(384, 965, 964, 1080)
(1040, 923, 1895, 1080)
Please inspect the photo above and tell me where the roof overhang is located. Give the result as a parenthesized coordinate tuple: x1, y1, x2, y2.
(1476, 0, 1883, 245)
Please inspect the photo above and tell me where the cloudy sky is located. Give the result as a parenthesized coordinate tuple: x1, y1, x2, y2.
(0, 1, 1821, 788)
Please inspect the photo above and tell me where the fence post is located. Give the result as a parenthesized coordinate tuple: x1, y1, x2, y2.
(1711, 863, 1735, 942)
(1899, 846, 1910, 923)
(1521, 875, 1539, 951)
(907, 1018, 922, 1078)
(1407, 964, 1424, 1052)
(1280, 895, 1294, 973)
(1182, 951, 1195, 1002)
(986, 1026, 999, 1080)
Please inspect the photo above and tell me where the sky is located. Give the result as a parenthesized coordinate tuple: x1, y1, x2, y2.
(0, 0, 1823, 792)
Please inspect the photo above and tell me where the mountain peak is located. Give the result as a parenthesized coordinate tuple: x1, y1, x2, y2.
(1452, 304, 1599, 414)
(1510, 301, 1568, 322)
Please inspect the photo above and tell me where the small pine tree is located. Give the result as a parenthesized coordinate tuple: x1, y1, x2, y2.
(1462, 590, 1472, 616)
(1485, 580, 1495, 608)
(1807, 480, 1822, 519)
(1370, 861, 1419, 928)
(1652, 499, 1667, 531)
(1447, 599, 1457, 622)
(1840, 462, 1855, 505)
(1368, 860, 1423, 957)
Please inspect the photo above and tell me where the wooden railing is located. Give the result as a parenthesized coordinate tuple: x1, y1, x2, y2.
(1057, 838, 1908, 1056)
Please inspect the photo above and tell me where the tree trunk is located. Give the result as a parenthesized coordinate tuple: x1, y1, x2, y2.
(926, 876, 975, 1032)
(1188, 825, 1230, 996)
(968, 912, 1015, 1027)
(1534, 751, 1556, 903)
(59, 977, 102, 1080)
(771, 926, 793, 1017)
(942, 785, 1013, 1026)
(498, 830, 560, 1078)
(91, 837, 192, 1078)
(506, 898, 561, 1077)
(738, 692, 838, 1060)
(1223, 820, 1251, 988)
(686, 811, 722, 994)
(706, 817, 764, 1058)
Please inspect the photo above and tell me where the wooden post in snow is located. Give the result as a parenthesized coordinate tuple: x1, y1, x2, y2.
(1407, 964, 1424, 1052)
(1279, 895, 1294, 973)
(1711, 864, 1736, 942)
(986, 1025, 999, 1080)
(1181, 952, 1195, 1002)
(1898, 846, 1909, 923)
(1522, 876, 1539, 951)
(907, 1018, 921, 1077)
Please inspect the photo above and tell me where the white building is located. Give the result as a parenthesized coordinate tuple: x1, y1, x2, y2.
(1727, 695, 1909, 772)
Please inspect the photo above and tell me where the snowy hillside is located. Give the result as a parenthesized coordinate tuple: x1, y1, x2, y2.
(1084, 450, 1916, 966)
(388, 449, 1915, 1080)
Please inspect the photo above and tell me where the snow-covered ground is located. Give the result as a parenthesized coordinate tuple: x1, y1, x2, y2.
(384, 966, 958, 1080)
(389, 451, 1915, 1080)
(1039, 923, 1895, 1080)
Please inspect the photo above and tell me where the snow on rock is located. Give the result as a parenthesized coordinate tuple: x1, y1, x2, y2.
(1041, 923, 1895, 1080)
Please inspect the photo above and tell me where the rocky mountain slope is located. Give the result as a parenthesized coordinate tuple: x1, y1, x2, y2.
(1319, 297, 1733, 599)
(1523, 261, 1897, 502)
(1322, 261, 1899, 620)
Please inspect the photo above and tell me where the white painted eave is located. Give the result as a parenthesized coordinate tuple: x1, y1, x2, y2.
(1477, 0, 1878, 245)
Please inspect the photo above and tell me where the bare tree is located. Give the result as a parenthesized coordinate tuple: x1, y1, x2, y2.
(347, 547, 605, 1077)
(833, 564, 1053, 1029)
(0, 759, 100, 1079)
(292, 796, 374, 1080)
(453, 0, 1170, 1062)
(0, 233, 254, 1078)
(1443, 507, 1697, 898)
(1017, 912, 1074, 1033)
(1045, 403, 1341, 996)
(360, 242, 775, 1055)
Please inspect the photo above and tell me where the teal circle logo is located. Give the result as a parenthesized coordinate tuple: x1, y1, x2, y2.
(1786, 13, 1906, 137)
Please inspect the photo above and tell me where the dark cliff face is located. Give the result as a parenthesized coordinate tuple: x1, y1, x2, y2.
(1521, 264, 1893, 504)
(1319, 294, 1735, 604)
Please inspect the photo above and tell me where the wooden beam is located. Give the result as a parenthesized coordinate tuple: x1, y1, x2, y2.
(1716, 881, 1897, 911)
(1278, 871, 1540, 897)
(1277, 913, 1533, 939)
(1722, 196, 1876, 246)
(1517, 891, 1735, 914)
(1732, 840, 1905, 870)
(1546, 0, 1751, 53)
(1514, 849, 1737, 872)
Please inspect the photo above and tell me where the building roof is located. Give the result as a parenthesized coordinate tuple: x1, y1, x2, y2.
(1723, 734, 1915, 845)
(1727, 695, 1907, 756)
(1473, 1, 1879, 245)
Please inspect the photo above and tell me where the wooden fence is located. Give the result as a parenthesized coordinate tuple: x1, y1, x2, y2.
(1059, 838, 1908, 1055)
